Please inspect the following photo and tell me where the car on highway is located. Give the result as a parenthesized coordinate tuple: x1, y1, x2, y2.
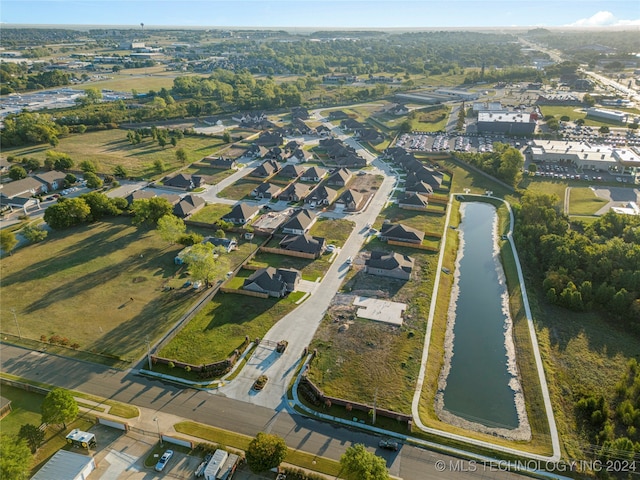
(379, 438, 399, 451)
(155, 450, 174, 472)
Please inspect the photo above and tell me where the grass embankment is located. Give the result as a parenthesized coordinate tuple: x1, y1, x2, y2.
(567, 187, 608, 216)
(2, 129, 227, 179)
(0, 217, 200, 363)
(174, 421, 342, 477)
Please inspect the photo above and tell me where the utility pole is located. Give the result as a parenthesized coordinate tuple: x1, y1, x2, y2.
(372, 387, 378, 425)
(145, 335, 152, 370)
(10, 309, 22, 339)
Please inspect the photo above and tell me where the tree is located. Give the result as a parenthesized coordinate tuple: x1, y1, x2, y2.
(0, 230, 18, 255)
(18, 424, 45, 453)
(21, 224, 48, 243)
(340, 444, 390, 480)
(45, 150, 74, 171)
(599, 125, 610, 135)
(245, 432, 287, 473)
(222, 131, 232, 143)
(175, 148, 187, 165)
(157, 135, 167, 148)
(79, 160, 98, 173)
(113, 165, 128, 178)
(156, 214, 186, 244)
(182, 242, 219, 287)
(131, 197, 173, 225)
(41, 388, 78, 429)
(44, 198, 91, 229)
(84, 171, 103, 189)
(8, 165, 27, 180)
(22, 157, 41, 171)
(0, 436, 31, 480)
(64, 173, 77, 187)
(153, 158, 166, 172)
(81, 192, 122, 221)
(170, 136, 178, 147)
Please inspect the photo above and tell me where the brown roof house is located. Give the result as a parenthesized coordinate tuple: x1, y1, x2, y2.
(203, 156, 237, 170)
(221, 202, 260, 225)
(163, 173, 205, 190)
(173, 194, 205, 218)
(251, 182, 283, 199)
(281, 208, 316, 235)
(301, 166, 328, 182)
(379, 223, 425, 244)
(398, 192, 429, 210)
(279, 233, 326, 257)
(336, 189, 364, 211)
(326, 168, 352, 187)
(243, 266, 301, 297)
(33, 170, 67, 192)
(250, 159, 281, 178)
(365, 250, 415, 280)
(278, 182, 313, 202)
(277, 164, 305, 180)
(305, 185, 337, 207)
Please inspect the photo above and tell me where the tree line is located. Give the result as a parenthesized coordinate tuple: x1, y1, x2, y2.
(514, 192, 640, 330)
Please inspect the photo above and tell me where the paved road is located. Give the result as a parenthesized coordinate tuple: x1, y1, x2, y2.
(0, 344, 528, 480)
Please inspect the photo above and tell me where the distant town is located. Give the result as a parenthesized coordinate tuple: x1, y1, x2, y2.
(1, 25, 639, 480)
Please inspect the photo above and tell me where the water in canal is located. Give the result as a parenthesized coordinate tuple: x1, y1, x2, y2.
(436, 202, 530, 439)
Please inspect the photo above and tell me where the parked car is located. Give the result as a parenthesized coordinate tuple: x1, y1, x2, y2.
(378, 438, 399, 451)
(155, 450, 174, 472)
(346, 256, 353, 265)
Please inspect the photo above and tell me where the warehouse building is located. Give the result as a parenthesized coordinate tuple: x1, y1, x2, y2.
(477, 111, 537, 135)
(585, 107, 629, 124)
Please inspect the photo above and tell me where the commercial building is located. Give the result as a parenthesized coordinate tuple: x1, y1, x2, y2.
(477, 111, 537, 135)
(585, 107, 629, 124)
(31, 450, 95, 480)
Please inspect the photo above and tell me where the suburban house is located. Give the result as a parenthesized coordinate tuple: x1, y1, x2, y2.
(291, 107, 310, 120)
(333, 154, 367, 169)
(203, 236, 237, 253)
(255, 131, 283, 147)
(336, 189, 364, 211)
(262, 146, 287, 161)
(404, 167, 443, 191)
(340, 118, 366, 131)
(365, 250, 415, 280)
(398, 192, 430, 210)
(388, 104, 410, 115)
(238, 111, 267, 126)
(203, 156, 237, 170)
(356, 128, 384, 144)
(33, 170, 67, 192)
(251, 182, 283, 199)
(315, 125, 332, 137)
(0, 176, 44, 213)
(277, 164, 305, 179)
(173, 194, 205, 218)
(221, 203, 260, 225)
(250, 159, 281, 178)
(124, 190, 157, 204)
(379, 223, 425, 244)
(279, 233, 326, 257)
(328, 110, 350, 120)
(281, 208, 317, 235)
(0, 396, 12, 419)
(278, 182, 313, 202)
(163, 173, 205, 190)
(404, 179, 434, 196)
(242, 266, 301, 297)
(301, 166, 328, 182)
(326, 168, 353, 187)
(288, 148, 313, 163)
(305, 185, 338, 207)
(285, 140, 303, 151)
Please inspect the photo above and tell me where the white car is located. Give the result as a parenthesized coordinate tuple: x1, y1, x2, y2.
(155, 450, 174, 472)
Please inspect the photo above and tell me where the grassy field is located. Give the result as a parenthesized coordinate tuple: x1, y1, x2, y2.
(568, 187, 608, 216)
(81, 68, 191, 93)
(0, 385, 44, 437)
(218, 178, 264, 201)
(0, 217, 201, 362)
(188, 203, 234, 224)
(2, 129, 228, 179)
(308, 217, 355, 247)
(248, 251, 333, 282)
(158, 290, 301, 365)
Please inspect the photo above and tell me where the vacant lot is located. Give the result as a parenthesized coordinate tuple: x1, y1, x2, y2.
(568, 186, 608, 216)
(0, 217, 199, 362)
(2, 129, 228, 179)
(158, 290, 301, 365)
(218, 177, 264, 201)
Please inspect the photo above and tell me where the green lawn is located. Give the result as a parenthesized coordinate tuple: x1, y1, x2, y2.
(0, 217, 199, 363)
(218, 178, 263, 201)
(158, 291, 301, 365)
(308, 217, 355, 247)
(247, 252, 332, 282)
(2, 129, 228, 179)
(0, 385, 44, 437)
(188, 203, 234, 224)
(568, 187, 608, 216)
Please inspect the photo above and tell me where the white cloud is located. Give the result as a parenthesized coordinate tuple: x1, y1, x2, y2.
(569, 10, 640, 27)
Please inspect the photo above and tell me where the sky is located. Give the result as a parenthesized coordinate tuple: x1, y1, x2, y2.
(1, 0, 639, 29)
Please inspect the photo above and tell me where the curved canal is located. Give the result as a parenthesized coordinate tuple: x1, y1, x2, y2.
(436, 201, 529, 439)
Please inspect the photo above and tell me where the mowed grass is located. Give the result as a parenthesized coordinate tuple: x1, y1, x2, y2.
(248, 251, 332, 282)
(218, 177, 263, 200)
(0, 217, 198, 361)
(2, 129, 227, 179)
(308, 217, 355, 247)
(158, 291, 301, 364)
(568, 186, 608, 216)
(188, 203, 234, 224)
(0, 385, 44, 437)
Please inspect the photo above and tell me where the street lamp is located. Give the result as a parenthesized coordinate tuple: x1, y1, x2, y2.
(153, 417, 163, 446)
(10, 309, 22, 339)
(145, 335, 152, 371)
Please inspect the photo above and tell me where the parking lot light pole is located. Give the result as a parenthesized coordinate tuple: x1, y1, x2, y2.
(153, 417, 163, 446)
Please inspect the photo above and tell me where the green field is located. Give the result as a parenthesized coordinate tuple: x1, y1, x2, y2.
(0, 217, 199, 362)
(158, 290, 301, 365)
(308, 217, 355, 247)
(568, 186, 608, 216)
(188, 203, 234, 224)
(2, 129, 228, 179)
(0, 385, 44, 438)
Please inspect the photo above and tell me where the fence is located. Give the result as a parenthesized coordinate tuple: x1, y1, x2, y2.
(259, 246, 318, 259)
(299, 376, 413, 427)
(387, 239, 439, 252)
(98, 418, 129, 431)
(219, 287, 269, 299)
(1, 377, 50, 396)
